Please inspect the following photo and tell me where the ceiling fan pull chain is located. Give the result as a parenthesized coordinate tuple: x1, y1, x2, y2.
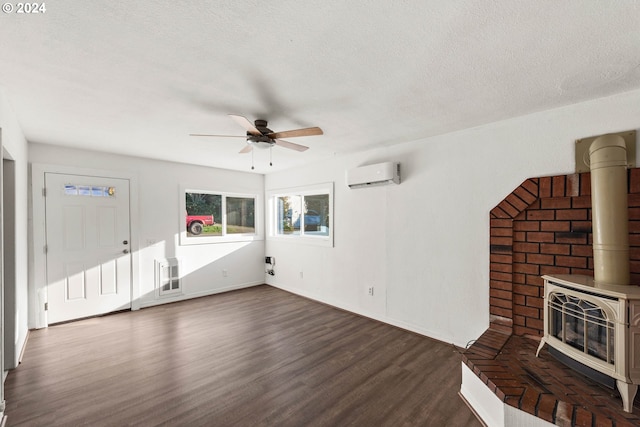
(251, 147, 255, 170)
(270, 146, 273, 166)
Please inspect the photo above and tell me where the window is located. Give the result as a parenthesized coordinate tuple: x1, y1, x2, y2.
(227, 197, 255, 234)
(185, 192, 222, 237)
(268, 183, 333, 246)
(181, 188, 261, 245)
(64, 183, 116, 197)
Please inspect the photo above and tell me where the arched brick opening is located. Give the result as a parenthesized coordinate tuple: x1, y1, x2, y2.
(489, 169, 640, 336)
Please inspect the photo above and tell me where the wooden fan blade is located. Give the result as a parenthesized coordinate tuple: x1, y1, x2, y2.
(239, 145, 253, 154)
(189, 134, 247, 138)
(268, 127, 323, 139)
(229, 114, 261, 135)
(274, 139, 309, 152)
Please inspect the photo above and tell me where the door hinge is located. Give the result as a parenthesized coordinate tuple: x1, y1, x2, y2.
(44, 244, 48, 254)
(42, 187, 46, 197)
(44, 302, 48, 311)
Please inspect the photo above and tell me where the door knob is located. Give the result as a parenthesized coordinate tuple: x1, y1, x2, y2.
(123, 240, 128, 245)
(123, 249, 130, 254)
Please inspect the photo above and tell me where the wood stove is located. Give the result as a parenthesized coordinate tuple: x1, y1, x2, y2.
(535, 133, 640, 412)
(537, 274, 640, 412)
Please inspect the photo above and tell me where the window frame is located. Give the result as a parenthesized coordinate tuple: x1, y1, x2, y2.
(180, 187, 263, 245)
(267, 182, 334, 247)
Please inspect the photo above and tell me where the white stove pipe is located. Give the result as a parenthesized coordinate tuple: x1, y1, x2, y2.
(589, 134, 630, 286)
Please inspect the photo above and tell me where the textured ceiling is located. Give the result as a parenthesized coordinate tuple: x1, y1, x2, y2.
(1, 1, 640, 173)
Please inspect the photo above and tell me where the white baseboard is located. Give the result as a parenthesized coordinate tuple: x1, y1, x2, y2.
(138, 281, 263, 309)
(267, 282, 464, 347)
(18, 329, 29, 365)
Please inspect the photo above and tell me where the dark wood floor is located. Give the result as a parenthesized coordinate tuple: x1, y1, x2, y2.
(4, 285, 482, 426)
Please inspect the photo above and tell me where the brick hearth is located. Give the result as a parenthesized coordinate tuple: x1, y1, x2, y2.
(463, 330, 640, 426)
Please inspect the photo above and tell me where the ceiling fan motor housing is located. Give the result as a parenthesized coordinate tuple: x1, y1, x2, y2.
(247, 119, 275, 146)
(254, 119, 269, 130)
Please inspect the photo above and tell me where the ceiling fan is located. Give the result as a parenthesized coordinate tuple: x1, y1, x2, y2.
(190, 114, 323, 155)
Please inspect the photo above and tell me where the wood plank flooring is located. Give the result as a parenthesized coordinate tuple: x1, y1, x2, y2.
(4, 285, 482, 426)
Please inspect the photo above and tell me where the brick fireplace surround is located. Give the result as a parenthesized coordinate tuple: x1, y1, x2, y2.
(463, 169, 640, 426)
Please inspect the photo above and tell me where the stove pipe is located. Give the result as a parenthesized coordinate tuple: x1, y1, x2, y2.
(589, 134, 630, 286)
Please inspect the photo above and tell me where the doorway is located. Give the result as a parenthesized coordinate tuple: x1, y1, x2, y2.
(44, 173, 132, 324)
(3, 153, 16, 370)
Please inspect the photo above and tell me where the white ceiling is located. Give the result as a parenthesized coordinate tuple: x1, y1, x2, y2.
(1, 1, 640, 174)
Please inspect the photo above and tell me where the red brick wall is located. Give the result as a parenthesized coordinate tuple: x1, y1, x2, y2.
(490, 169, 640, 337)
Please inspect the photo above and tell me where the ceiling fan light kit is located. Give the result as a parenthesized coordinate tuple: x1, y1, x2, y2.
(190, 114, 323, 170)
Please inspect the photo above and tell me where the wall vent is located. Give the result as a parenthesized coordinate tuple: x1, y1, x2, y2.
(155, 258, 182, 296)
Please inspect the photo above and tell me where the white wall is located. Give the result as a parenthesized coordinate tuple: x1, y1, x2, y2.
(28, 144, 265, 325)
(0, 89, 29, 371)
(21, 88, 640, 348)
(265, 88, 640, 347)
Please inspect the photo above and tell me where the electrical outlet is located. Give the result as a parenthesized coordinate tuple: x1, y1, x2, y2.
(368, 287, 374, 296)
(222, 269, 228, 277)
(299, 271, 303, 279)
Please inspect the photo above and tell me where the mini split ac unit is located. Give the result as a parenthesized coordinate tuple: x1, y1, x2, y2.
(346, 162, 401, 189)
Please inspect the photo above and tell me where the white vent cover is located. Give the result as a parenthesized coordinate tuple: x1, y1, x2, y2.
(346, 162, 400, 189)
(155, 258, 182, 296)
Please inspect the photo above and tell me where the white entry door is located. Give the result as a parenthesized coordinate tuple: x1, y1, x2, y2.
(45, 173, 132, 324)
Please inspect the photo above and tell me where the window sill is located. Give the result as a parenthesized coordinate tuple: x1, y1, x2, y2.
(267, 235, 332, 247)
(180, 233, 264, 246)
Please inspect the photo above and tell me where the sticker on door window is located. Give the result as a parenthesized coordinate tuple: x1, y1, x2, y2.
(64, 184, 116, 197)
